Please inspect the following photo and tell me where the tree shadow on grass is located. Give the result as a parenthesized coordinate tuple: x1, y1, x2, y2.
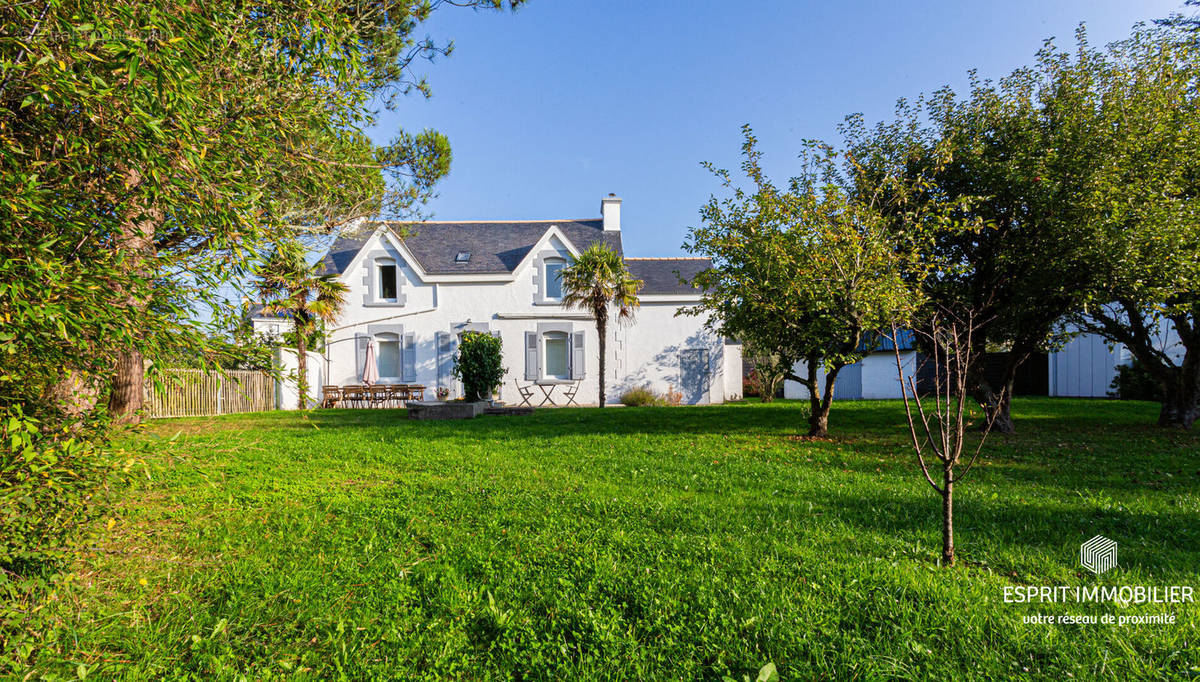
(156, 401, 1199, 498)
(754, 484, 1200, 577)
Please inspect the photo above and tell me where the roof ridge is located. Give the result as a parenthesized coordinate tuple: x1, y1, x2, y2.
(373, 218, 601, 225)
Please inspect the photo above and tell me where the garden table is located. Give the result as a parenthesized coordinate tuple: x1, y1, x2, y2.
(532, 380, 582, 407)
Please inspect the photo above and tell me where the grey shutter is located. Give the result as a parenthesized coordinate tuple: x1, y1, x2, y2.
(570, 331, 586, 380)
(437, 332, 455, 388)
(402, 332, 417, 382)
(524, 332, 538, 381)
(355, 334, 370, 381)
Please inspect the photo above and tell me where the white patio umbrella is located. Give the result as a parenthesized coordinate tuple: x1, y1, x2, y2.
(361, 341, 379, 386)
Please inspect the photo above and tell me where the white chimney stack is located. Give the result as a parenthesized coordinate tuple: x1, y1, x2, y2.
(601, 193, 621, 232)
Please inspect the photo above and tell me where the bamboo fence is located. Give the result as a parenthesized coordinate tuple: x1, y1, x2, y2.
(144, 368, 275, 418)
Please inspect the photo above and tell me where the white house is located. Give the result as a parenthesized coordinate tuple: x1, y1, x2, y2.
(247, 304, 294, 339)
(311, 195, 742, 406)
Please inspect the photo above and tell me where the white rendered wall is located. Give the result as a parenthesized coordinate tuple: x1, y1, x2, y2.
(784, 351, 916, 401)
(275, 348, 324, 409)
(723, 342, 744, 402)
(251, 317, 294, 339)
(614, 302, 734, 404)
(861, 352, 915, 399)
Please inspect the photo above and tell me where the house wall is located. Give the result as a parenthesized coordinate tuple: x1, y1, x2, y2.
(722, 342, 744, 402)
(320, 229, 735, 405)
(275, 348, 324, 409)
(250, 316, 294, 339)
(783, 351, 916, 401)
(613, 302, 739, 404)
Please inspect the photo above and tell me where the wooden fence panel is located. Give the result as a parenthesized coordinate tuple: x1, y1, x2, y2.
(145, 369, 275, 418)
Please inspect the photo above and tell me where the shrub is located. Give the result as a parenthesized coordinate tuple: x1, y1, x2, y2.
(1, 407, 129, 671)
(742, 375, 760, 398)
(620, 386, 660, 406)
(663, 385, 682, 406)
(743, 343, 787, 403)
(452, 332, 506, 402)
(1109, 360, 1162, 401)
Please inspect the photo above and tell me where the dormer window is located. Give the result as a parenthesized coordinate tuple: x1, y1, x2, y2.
(455, 251, 471, 263)
(377, 258, 398, 301)
(544, 257, 565, 300)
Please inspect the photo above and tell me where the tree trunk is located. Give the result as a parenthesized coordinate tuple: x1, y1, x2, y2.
(46, 369, 101, 421)
(977, 378, 1015, 434)
(107, 168, 161, 424)
(1090, 302, 1199, 430)
(296, 333, 308, 410)
(108, 351, 144, 423)
(942, 467, 955, 567)
(803, 356, 827, 437)
(805, 359, 842, 437)
(1158, 381, 1199, 429)
(597, 315, 607, 407)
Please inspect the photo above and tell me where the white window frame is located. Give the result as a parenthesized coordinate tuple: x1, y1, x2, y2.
(376, 258, 399, 303)
(543, 258, 565, 301)
(542, 330, 570, 380)
(375, 333, 401, 380)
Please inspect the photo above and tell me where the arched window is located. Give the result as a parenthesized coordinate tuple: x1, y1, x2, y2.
(543, 331, 569, 379)
(375, 333, 400, 379)
(377, 258, 398, 301)
(544, 257, 565, 301)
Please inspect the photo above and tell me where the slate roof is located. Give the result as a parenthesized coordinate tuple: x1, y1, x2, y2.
(318, 219, 622, 276)
(858, 329, 916, 353)
(624, 258, 711, 295)
(246, 303, 288, 319)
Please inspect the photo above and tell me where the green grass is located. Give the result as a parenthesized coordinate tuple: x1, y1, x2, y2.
(37, 399, 1200, 679)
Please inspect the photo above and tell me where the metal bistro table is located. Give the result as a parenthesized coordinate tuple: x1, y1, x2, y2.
(532, 379, 581, 407)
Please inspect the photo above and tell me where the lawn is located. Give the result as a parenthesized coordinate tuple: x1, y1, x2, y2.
(38, 399, 1200, 679)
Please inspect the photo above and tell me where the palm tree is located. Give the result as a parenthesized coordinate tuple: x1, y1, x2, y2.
(560, 243, 642, 407)
(256, 239, 348, 409)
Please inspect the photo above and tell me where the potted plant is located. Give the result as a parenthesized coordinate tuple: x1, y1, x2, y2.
(452, 332, 506, 403)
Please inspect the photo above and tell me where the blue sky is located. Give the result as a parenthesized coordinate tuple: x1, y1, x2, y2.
(374, 1, 1182, 258)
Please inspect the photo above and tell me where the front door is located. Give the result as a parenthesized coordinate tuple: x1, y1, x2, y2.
(679, 349, 710, 404)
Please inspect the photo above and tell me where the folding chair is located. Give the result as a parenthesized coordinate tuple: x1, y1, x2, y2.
(514, 379, 535, 407)
(562, 380, 581, 407)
